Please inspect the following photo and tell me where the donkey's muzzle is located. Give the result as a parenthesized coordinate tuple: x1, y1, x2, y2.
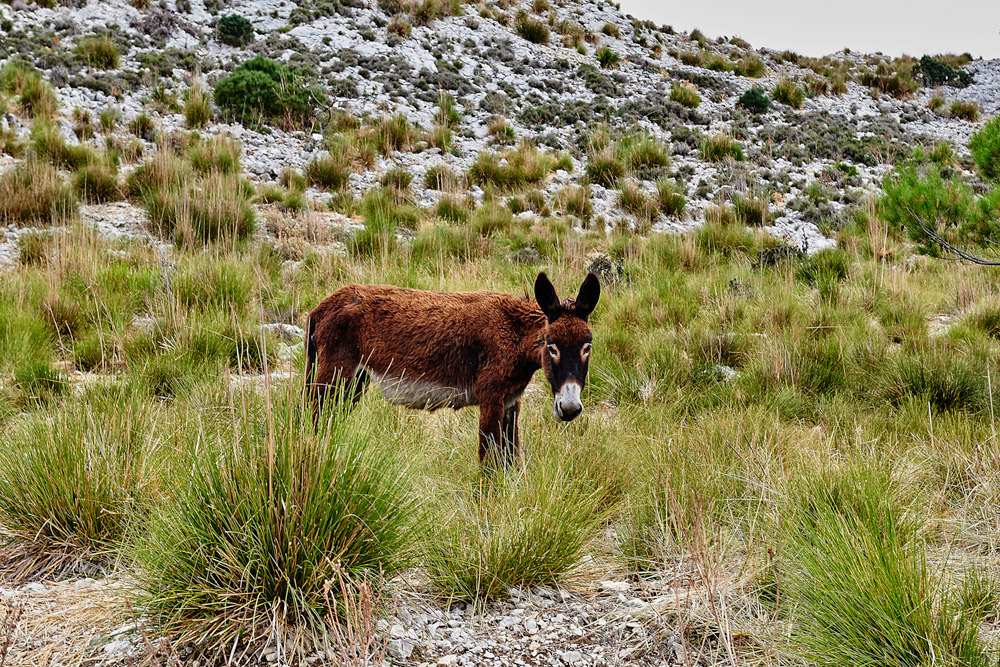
(553, 382, 583, 421)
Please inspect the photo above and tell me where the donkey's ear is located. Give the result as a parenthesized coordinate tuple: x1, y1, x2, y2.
(575, 272, 601, 321)
(534, 272, 562, 322)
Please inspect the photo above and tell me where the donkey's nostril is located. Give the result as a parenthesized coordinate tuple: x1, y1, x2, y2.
(557, 401, 582, 421)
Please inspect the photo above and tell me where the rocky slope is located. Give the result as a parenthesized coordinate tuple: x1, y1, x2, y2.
(1, 0, 997, 261)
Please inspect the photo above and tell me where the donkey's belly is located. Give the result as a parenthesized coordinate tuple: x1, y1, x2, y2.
(367, 370, 477, 410)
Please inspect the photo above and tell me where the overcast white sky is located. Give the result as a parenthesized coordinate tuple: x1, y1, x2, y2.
(618, 0, 1000, 59)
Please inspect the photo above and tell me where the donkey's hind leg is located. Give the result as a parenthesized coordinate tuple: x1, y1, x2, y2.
(311, 346, 364, 422)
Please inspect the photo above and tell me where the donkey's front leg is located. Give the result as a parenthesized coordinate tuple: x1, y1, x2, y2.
(501, 400, 521, 461)
(477, 401, 506, 465)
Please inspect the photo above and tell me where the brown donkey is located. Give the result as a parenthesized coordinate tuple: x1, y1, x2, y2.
(304, 272, 600, 463)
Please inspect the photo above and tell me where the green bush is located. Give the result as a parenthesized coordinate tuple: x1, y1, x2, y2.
(970, 116, 1000, 182)
(916, 55, 972, 88)
(214, 56, 317, 127)
(132, 395, 419, 651)
(217, 14, 255, 47)
(879, 159, 978, 252)
(737, 87, 770, 114)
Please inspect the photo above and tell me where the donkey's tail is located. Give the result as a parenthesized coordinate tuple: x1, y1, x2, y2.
(303, 312, 318, 397)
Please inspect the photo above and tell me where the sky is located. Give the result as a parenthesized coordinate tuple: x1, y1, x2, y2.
(618, 0, 1000, 60)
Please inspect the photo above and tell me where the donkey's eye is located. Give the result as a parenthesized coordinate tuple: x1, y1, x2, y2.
(581, 343, 592, 360)
(547, 344, 560, 361)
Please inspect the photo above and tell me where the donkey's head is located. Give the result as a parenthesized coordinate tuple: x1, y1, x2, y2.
(535, 272, 601, 422)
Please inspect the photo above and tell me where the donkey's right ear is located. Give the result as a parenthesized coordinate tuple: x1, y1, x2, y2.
(534, 272, 562, 322)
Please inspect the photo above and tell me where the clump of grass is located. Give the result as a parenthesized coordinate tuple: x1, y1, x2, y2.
(75, 34, 119, 69)
(617, 181, 659, 227)
(30, 119, 94, 170)
(773, 78, 805, 108)
(467, 141, 557, 191)
(696, 205, 754, 255)
(669, 82, 700, 108)
(949, 99, 981, 122)
(1, 62, 58, 118)
(488, 116, 516, 145)
(130, 112, 156, 141)
(143, 171, 255, 247)
(600, 22, 620, 38)
(733, 191, 772, 226)
(515, 13, 549, 44)
(435, 193, 471, 222)
(0, 159, 78, 227)
(125, 149, 190, 199)
(184, 78, 211, 129)
(779, 465, 990, 666)
(556, 185, 592, 219)
(0, 388, 160, 582)
(585, 147, 625, 188)
(617, 132, 670, 173)
(656, 178, 686, 217)
(187, 134, 242, 174)
(371, 113, 414, 155)
(425, 459, 602, 602)
(434, 91, 461, 128)
(424, 164, 458, 191)
(471, 200, 513, 237)
(881, 354, 985, 413)
(306, 149, 352, 190)
(596, 47, 621, 69)
(132, 393, 419, 653)
(735, 55, 766, 77)
(701, 133, 744, 162)
(99, 105, 120, 134)
(72, 156, 122, 204)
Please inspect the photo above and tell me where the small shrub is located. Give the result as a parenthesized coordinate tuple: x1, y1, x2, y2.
(217, 14, 255, 47)
(669, 82, 700, 108)
(949, 100, 981, 122)
(737, 87, 770, 114)
(773, 78, 805, 108)
(916, 55, 972, 88)
(970, 116, 1000, 182)
(214, 56, 317, 127)
(516, 14, 549, 44)
(388, 15, 412, 38)
(701, 133, 744, 162)
(184, 78, 211, 128)
(596, 47, 621, 69)
(0, 159, 78, 227)
(878, 160, 977, 252)
(75, 35, 119, 69)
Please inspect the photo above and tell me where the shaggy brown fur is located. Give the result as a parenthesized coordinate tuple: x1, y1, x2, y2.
(305, 273, 600, 463)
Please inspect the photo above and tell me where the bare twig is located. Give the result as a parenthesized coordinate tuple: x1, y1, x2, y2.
(324, 563, 392, 667)
(0, 599, 24, 667)
(905, 206, 1000, 265)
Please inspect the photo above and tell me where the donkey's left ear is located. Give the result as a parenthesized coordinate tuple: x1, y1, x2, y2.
(575, 272, 601, 321)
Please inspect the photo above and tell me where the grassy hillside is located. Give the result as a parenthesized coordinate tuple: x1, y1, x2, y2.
(2, 0, 1000, 665)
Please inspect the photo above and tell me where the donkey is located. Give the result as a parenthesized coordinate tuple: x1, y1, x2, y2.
(304, 272, 600, 463)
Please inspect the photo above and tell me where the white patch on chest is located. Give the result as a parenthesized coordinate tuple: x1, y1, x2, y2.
(365, 368, 477, 410)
